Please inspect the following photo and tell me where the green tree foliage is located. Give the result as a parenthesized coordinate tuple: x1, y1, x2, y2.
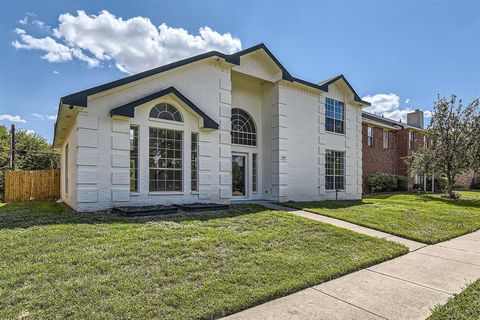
(0, 125, 59, 199)
(410, 96, 480, 198)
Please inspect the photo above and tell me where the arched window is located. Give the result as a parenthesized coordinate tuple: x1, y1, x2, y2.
(231, 108, 256, 146)
(150, 103, 183, 122)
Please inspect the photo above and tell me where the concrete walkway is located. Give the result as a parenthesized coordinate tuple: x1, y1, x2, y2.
(223, 203, 480, 320)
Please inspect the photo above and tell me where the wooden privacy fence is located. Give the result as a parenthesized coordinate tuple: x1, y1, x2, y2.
(4, 169, 60, 203)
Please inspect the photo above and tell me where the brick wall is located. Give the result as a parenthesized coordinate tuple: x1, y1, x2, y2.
(362, 123, 425, 193)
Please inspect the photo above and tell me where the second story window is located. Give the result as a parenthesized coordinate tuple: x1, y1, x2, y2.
(325, 97, 345, 134)
(383, 129, 389, 149)
(231, 108, 257, 146)
(409, 131, 414, 150)
(367, 126, 374, 147)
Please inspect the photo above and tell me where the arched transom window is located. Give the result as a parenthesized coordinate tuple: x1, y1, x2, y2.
(231, 108, 256, 146)
(150, 103, 183, 122)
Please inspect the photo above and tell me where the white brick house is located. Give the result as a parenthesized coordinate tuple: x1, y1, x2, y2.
(53, 44, 370, 212)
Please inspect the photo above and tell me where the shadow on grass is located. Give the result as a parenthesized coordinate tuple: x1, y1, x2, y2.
(0, 202, 266, 230)
(417, 194, 480, 209)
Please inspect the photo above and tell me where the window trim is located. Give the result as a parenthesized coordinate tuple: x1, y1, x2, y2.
(231, 108, 257, 146)
(325, 150, 346, 191)
(325, 97, 345, 134)
(129, 126, 139, 193)
(383, 129, 389, 149)
(149, 102, 183, 123)
(148, 127, 184, 192)
(191, 132, 199, 192)
(367, 126, 374, 147)
(64, 143, 68, 195)
(408, 131, 415, 150)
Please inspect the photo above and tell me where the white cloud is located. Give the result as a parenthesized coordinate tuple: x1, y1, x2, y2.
(405, 98, 410, 104)
(362, 93, 432, 122)
(0, 114, 27, 123)
(30, 113, 57, 121)
(53, 70, 59, 74)
(25, 129, 36, 135)
(13, 10, 242, 74)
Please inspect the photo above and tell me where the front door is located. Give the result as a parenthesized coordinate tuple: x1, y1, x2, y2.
(232, 154, 247, 197)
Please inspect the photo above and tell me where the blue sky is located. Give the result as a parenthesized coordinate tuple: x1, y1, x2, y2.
(1, 0, 480, 142)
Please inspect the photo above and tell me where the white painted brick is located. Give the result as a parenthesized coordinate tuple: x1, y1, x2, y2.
(219, 90, 231, 104)
(219, 103, 231, 117)
(219, 159, 231, 172)
(112, 188, 130, 201)
(220, 77, 231, 91)
(220, 187, 232, 199)
(112, 119, 130, 133)
(77, 147, 97, 166)
(199, 158, 211, 171)
(220, 173, 231, 185)
(199, 173, 211, 185)
(77, 187, 98, 203)
(220, 118, 230, 131)
(112, 151, 129, 168)
(219, 132, 230, 144)
(77, 115, 98, 130)
(219, 145, 230, 158)
(77, 167, 97, 184)
(112, 133, 130, 150)
(111, 168, 130, 185)
(77, 129, 98, 148)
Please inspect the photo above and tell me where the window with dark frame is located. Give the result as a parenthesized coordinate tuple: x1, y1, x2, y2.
(231, 108, 257, 146)
(325, 97, 345, 134)
(149, 103, 183, 122)
(191, 132, 198, 191)
(149, 128, 183, 192)
(409, 131, 414, 150)
(325, 150, 345, 190)
(383, 129, 389, 149)
(367, 126, 374, 147)
(129, 126, 139, 192)
(252, 153, 257, 192)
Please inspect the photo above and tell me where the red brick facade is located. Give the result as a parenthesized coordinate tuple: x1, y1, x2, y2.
(362, 121, 424, 193)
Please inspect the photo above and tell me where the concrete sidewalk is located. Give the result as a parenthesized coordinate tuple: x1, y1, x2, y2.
(223, 204, 480, 320)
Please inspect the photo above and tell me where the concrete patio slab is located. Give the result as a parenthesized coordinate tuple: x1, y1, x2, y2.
(368, 252, 480, 294)
(439, 238, 480, 254)
(418, 244, 480, 267)
(314, 269, 450, 320)
(222, 288, 383, 320)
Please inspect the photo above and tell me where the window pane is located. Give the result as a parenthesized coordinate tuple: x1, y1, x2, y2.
(325, 98, 344, 133)
(325, 149, 345, 190)
(149, 103, 183, 122)
(149, 128, 183, 191)
(252, 153, 257, 192)
(191, 133, 198, 191)
(231, 108, 257, 146)
(129, 126, 139, 192)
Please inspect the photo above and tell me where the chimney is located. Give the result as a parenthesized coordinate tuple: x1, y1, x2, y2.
(407, 109, 424, 129)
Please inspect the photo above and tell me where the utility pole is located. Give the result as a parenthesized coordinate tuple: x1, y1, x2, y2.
(10, 124, 15, 169)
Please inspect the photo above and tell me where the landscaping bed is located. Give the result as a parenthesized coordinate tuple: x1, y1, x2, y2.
(0, 201, 406, 320)
(286, 191, 480, 244)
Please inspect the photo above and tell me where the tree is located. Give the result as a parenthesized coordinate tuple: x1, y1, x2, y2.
(410, 95, 480, 198)
(0, 126, 59, 199)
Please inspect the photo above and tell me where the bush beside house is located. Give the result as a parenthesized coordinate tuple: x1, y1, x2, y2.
(367, 172, 408, 193)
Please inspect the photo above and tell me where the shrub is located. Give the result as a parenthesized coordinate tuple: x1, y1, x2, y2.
(471, 182, 480, 190)
(368, 172, 409, 193)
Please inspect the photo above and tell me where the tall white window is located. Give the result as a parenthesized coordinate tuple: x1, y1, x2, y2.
(325, 150, 345, 190)
(325, 97, 345, 134)
(149, 128, 183, 191)
(409, 131, 414, 150)
(383, 129, 389, 149)
(367, 127, 374, 147)
(130, 126, 139, 192)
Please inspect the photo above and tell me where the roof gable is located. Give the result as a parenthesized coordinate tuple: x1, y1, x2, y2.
(317, 74, 371, 106)
(110, 86, 219, 130)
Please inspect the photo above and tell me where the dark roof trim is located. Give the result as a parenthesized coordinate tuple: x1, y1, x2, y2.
(110, 86, 219, 130)
(230, 43, 294, 81)
(61, 50, 238, 108)
(317, 74, 371, 106)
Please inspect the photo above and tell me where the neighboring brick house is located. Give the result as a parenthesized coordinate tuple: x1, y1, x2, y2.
(362, 110, 426, 193)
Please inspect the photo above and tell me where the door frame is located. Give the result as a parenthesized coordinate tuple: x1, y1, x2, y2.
(231, 152, 248, 199)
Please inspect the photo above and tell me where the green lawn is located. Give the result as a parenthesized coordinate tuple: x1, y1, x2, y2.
(286, 191, 480, 244)
(0, 202, 406, 320)
(428, 279, 480, 320)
